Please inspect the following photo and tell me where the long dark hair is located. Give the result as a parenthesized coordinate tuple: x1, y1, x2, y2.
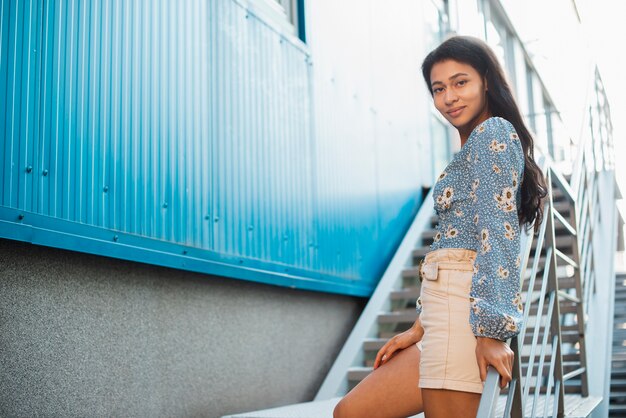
(421, 35, 548, 234)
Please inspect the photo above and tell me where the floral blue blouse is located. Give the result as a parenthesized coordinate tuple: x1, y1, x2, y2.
(416, 116, 525, 341)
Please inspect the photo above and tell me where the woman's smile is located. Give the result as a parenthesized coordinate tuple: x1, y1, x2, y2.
(429, 59, 491, 143)
(447, 106, 466, 118)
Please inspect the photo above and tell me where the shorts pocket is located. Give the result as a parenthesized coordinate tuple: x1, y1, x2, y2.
(421, 270, 448, 298)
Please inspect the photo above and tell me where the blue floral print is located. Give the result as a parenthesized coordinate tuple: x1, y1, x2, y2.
(416, 116, 525, 341)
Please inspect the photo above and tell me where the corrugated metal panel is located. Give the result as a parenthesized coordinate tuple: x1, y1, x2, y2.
(0, 0, 433, 296)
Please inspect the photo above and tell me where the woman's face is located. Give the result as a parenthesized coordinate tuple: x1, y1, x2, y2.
(429, 59, 491, 137)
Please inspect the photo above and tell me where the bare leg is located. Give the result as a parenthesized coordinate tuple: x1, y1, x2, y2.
(333, 344, 423, 418)
(421, 388, 481, 418)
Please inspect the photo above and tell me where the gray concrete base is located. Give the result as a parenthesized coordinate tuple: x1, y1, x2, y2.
(0, 239, 366, 418)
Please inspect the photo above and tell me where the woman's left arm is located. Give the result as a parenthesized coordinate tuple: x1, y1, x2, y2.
(468, 118, 525, 386)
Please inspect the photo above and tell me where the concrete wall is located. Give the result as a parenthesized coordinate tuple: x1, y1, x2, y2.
(0, 239, 365, 418)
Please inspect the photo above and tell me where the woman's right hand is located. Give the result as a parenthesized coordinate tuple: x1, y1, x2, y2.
(373, 319, 424, 369)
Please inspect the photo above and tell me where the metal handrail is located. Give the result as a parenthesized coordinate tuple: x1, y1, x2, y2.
(478, 146, 600, 417)
(477, 78, 610, 416)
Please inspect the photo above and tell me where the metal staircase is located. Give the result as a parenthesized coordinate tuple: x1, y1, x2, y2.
(223, 72, 618, 418)
(224, 150, 614, 418)
(347, 177, 587, 398)
(476, 153, 603, 417)
(610, 272, 626, 417)
(313, 151, 606, 418)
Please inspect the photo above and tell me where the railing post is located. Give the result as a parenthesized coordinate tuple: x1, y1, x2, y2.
(545, 169, 566, 417)
(568, 166, 590, 397)
(510, 336, 524, 418)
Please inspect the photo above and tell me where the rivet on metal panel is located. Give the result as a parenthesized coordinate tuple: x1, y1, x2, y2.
(204, 215, 210, 220)
(18, 214, 24, 220)
(182, 250, 187, 255)
(163, 202, 168, 208)
(103, 186, 109, 193)
(113, 235, 119, 242)
(42, 169, 48, 176)
(239, 259, 244, 264)
(248, 225, 254, 231)
(26, 166, 32, 173)
(214, 216, 219, 222)
(283, 234, 288, 240)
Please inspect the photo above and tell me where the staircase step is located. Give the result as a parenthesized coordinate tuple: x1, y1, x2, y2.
(523, 329, 582, 345)
(362, 338, 386, 351)
(612, 353, 626, 361)
(412, 247, 430, 258)
(528, 302, 578, 315)
(610, 391, 626, 399)
(551, 200, 572, 213)
(530, 235, 576, 250)
(390, 287, 420, 301)
(401, 266, 421, 280)
(610, 379, 626, 388)
(610, 404, 626, 415)
(492, 393, 601, 417)
(520, 361, 581, 376)
(347, 366, 372, 382)
(377, 310, 417, 325)
(521, 353, 581, 368)
(525, 276, 577, 291)
(611, 371, 626, 380)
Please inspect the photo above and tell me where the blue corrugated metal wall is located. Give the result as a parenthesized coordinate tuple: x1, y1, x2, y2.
(0, 0, 427, 296)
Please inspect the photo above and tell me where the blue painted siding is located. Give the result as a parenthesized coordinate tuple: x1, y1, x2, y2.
(0, 0, 431, 296)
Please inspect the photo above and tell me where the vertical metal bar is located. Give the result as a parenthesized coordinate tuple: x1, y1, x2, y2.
(519, 212, 549, 343)
(508, 336, 524, 418)
(552, 380, 563, 418)
(523, 247, 552, 402)
(503, 377, 517, 418)
(531, 289, 555, 418)
(545, 170, 566, 417)
(476, 368, 501, 417)
(542, 334, 559, 418)
(567, 166, 589, 396)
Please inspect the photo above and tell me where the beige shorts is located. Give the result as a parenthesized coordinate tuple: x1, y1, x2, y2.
(416, 247, 484, 394)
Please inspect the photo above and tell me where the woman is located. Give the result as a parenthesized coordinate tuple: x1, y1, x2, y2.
(334, 35, 547, 418)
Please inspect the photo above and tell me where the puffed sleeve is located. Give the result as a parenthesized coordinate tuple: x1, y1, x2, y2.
(468, 118, 525, 341)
